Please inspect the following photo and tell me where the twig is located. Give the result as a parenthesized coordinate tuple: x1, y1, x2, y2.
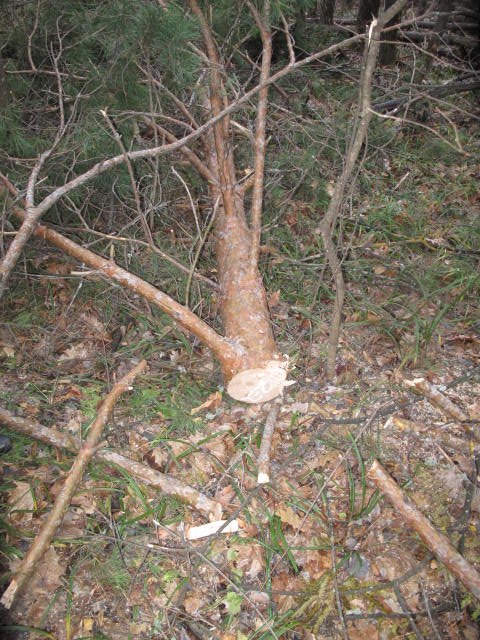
(184, 196, 219, 308)
(257, 399, 281, 484)
(325, 493, 349, 639)
(0, 5, 416, 302)
(27, 0, 41, 73)
(402, 377, 468, 422)
(393, 583, 425, 640)
(319, 18, 381, 379)
(368, 460, 480, 600)
(371, 108, 469, 155)
(0, 360, 147, 609)
(101, 109, 154, 245)
(0, 30, 73, 300)
(0, 406, 222, 520)
(58, 225, 219, 289)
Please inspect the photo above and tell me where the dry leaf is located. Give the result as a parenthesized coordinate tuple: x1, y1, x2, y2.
(1, 343, 15, 358)
(58, 342, 90, 361)
(26, 547, 65, 624)
(8, 481, 34, 526)
(276, 505, 303, 529)
(183, 594, 206, 615)
(235, 543, 264, 579)
(191, 391, 222, 415)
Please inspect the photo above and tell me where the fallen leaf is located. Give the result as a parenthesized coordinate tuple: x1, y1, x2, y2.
(235, 543, 264, 579)
(276, 505, 303, 529)
(58, 342, 90, 361)
(1, 343, 15, 358)
(191, 391, 222, 415)
(8, 481, 34, 526)
(183, 594, 206, 615)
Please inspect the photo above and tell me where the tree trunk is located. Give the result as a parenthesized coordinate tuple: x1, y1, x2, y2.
(357, 0, 400, 65)
(317, 0, 336, 24)
(357, 0, 380, 31)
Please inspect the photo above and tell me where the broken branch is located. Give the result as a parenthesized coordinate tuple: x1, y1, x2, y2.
(403, 377, 468, 422)
(0, 360, 147, 609)
(257, 399, 282, 484)
(0, 406, 222, 520)
(368, 460, 480, 600)
(9, 204, 241, 373)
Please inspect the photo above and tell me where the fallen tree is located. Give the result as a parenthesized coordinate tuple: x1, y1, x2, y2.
(0, 0, 407, 401)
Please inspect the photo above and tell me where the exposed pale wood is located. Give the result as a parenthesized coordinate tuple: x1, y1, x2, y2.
(227, 361, 293, 404)
(257, 399, 282, 484)
(403, 377, 468, 422)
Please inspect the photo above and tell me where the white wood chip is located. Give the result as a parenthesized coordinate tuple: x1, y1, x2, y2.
(186, 519, 239, 540)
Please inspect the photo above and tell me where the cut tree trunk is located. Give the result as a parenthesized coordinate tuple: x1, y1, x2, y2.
(9, 203, 290, 404)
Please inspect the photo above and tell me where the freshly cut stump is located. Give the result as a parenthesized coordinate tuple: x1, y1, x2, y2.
(227, 360, 294, 403)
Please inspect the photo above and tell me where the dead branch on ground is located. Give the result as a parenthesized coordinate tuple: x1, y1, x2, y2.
(0, 360, 147, 609)
(368, 460, 480, 601)
(372, 78, 480, 113)
(403, 377, 468, 422)
(0, 406, 223, 519)
(257, 399, 282, 484)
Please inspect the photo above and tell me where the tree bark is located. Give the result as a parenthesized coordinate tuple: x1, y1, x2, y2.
(188, 0, 283, 401)
(317, 0, 336, 25)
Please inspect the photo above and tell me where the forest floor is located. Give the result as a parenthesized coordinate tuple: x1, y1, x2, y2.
(1, 188, 479, 640)
(1, 35, 480, 640)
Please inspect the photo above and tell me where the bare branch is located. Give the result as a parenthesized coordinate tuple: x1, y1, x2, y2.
(0, 406, 222, 519)
(144, 117, 216, 184)
(368, 460, 480, 600)
(2, 18, 415, 298)
(246, 0, 272, 275)
(319, 0, 408, 380)
(257, 398, 281, 484)
(138, 64, 200, 129)
(101, 108, 155, 244)
(27, 0, 41, 73)
(188, 0, 238, 218)
(9, 203, 240, 368)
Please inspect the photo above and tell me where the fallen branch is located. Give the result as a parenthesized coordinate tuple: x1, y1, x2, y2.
(403, 377, 468, 422)
(368, 460, 480, 600)
(257, 399, 282, 484)
(8, 203, 239, 371)
(372, 79, 480, 113)
(0, 360, 147, 609)
(0, 407, 222, 520)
